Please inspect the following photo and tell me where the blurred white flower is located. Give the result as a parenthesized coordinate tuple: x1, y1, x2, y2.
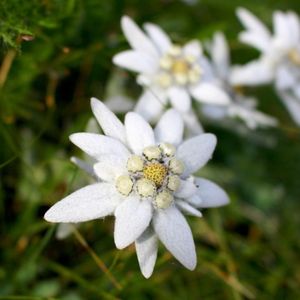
(204, 32, 277, 129)
(113, 16, 230, 131)
(45, 98, 229, 278)
(231, 8, 300, 125)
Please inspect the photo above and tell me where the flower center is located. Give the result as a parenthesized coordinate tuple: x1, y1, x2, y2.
(115, 143, 184, 209)
(172, 59, 190, 74)
(143, 163, 167, 187)
(157, 44, 202, 88)
(288, 48, 300, 66)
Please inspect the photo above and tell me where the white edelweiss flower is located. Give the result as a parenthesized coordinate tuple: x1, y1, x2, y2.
(203, 32, 277, 129)
(56, 118, 101, 240)
(44, 98, 229, 278)
(112, 16, 230, 130)
(230, 8, 300, 125)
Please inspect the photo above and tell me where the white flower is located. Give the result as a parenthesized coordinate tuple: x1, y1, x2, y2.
(112, 16, 230, 126)
(203, 32, 277, 129)
(230, 8, 300, 125)
(44, 98, 229, 278)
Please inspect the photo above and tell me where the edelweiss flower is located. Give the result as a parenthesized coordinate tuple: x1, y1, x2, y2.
(113, 16, 230, 126)
(231, 8, 300, 125)
(44, 98, 229, 278)
(203, 32, 277, 129)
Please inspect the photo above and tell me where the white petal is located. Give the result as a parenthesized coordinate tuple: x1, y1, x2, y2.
(236, 7, 271, 51)
(182, 110, 204, 136)
(275, 66, 296, 90)
(134, 89, 165, 122)
(194, 177, 229, 208)
(168, 86, 191, 112)
(105, 95, 134, 114)
(211, 32, 230, 79)
(114, 196, 153, 249)
(113, 50, 158, 74)
(230, 59, 274, 86)
(144, 23, 171, 54)
(191, 82, 231, 105)
(90, 98, 126, 144)
(44, 183, 120, 223)
(93, 155, 126, 182)
(154, 109, 183, 145)
(278, 90, 300, 126)
(177, 133, 217, 177)
(125, 112, 155, 155)
(56, 223, 75, 240)
(273, 11, 292, 45)
(70, 133, 130, 160)
(183, 40, 203, 58)
(71, 156, 96, 178)
(176, 200, 202, 217)
(175, 179, 198, 198)
(135, 227, 158, 278)
(121, 16, 159, 58)
(153, 205, 196, 270)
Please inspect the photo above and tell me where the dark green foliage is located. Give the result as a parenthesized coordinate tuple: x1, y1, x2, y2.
(1, 0, 300, 299)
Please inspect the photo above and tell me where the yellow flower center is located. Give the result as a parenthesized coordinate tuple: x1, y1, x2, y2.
(143, 163, 168, 187)
(288, 49, 300, 66)
(172, 59, 190, 74)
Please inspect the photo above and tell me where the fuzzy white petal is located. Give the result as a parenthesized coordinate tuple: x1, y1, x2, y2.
(93, 155, 126, 182)
(125, 112, 155, 155)
(44, 183, 120, 223)
(56, 223, 74, 240)
(71, 156, 96, 178)
(135, 227, 158, 278)
(114, 196, 153, 249)
(211, 32, 230, 79)
(134, 90, 165, 122)
(154, 109, 183, 145)
(230, 59, 274, 86)
(278, 90, 300, 126)
(113, 50, 158, 74)
(153, 205, 196, 270)
(183, 40, 202, 57)
(144, 23, 171, 54)
(194, 177, 229, 208)
(90, 98, 126, 144)
(168, 86, 191, 112)
(191, 82, 231, 105)
(176, 200, 202, 217)
(121, 16, 159, 58)
(70, 133, 130, 160)
(177, 134, 217, 177)
(175, 179, 198, 198)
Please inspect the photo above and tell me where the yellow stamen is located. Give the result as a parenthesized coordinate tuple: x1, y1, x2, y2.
(143, 163, 167, 187)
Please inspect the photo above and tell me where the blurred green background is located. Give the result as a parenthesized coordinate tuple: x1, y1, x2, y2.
(1, 0, 300, 299)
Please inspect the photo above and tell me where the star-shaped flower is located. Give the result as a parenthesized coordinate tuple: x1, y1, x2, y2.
(44, 98, 229, 278)
(203, 32, 277, 129)
(230, 8, 300, 125)
(113, 16, 230, 125)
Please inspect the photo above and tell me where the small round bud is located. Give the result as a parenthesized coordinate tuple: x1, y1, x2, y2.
(143, 146, 162, 161)
(127, 155, 144, 172)
(169, 158, 185, 175)
(136, 178, 156, 197)
(116, 175, 133, 196)
(155, 190, 173, 209)
(159, 143, 176, 157)
(157, 73, 172, 88)
(174, 73, 188, 85)
(185, 54, 197, 64)
(168, 44, 182, 57)
(159, 56, 173, 69)
(167, 175, 181, 191)
(188, 69, 201, 84)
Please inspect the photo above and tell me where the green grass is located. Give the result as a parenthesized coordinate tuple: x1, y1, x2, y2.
(1, 0, 300, 299)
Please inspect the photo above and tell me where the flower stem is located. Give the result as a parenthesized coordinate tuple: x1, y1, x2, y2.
(72, 226, 122, 291)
